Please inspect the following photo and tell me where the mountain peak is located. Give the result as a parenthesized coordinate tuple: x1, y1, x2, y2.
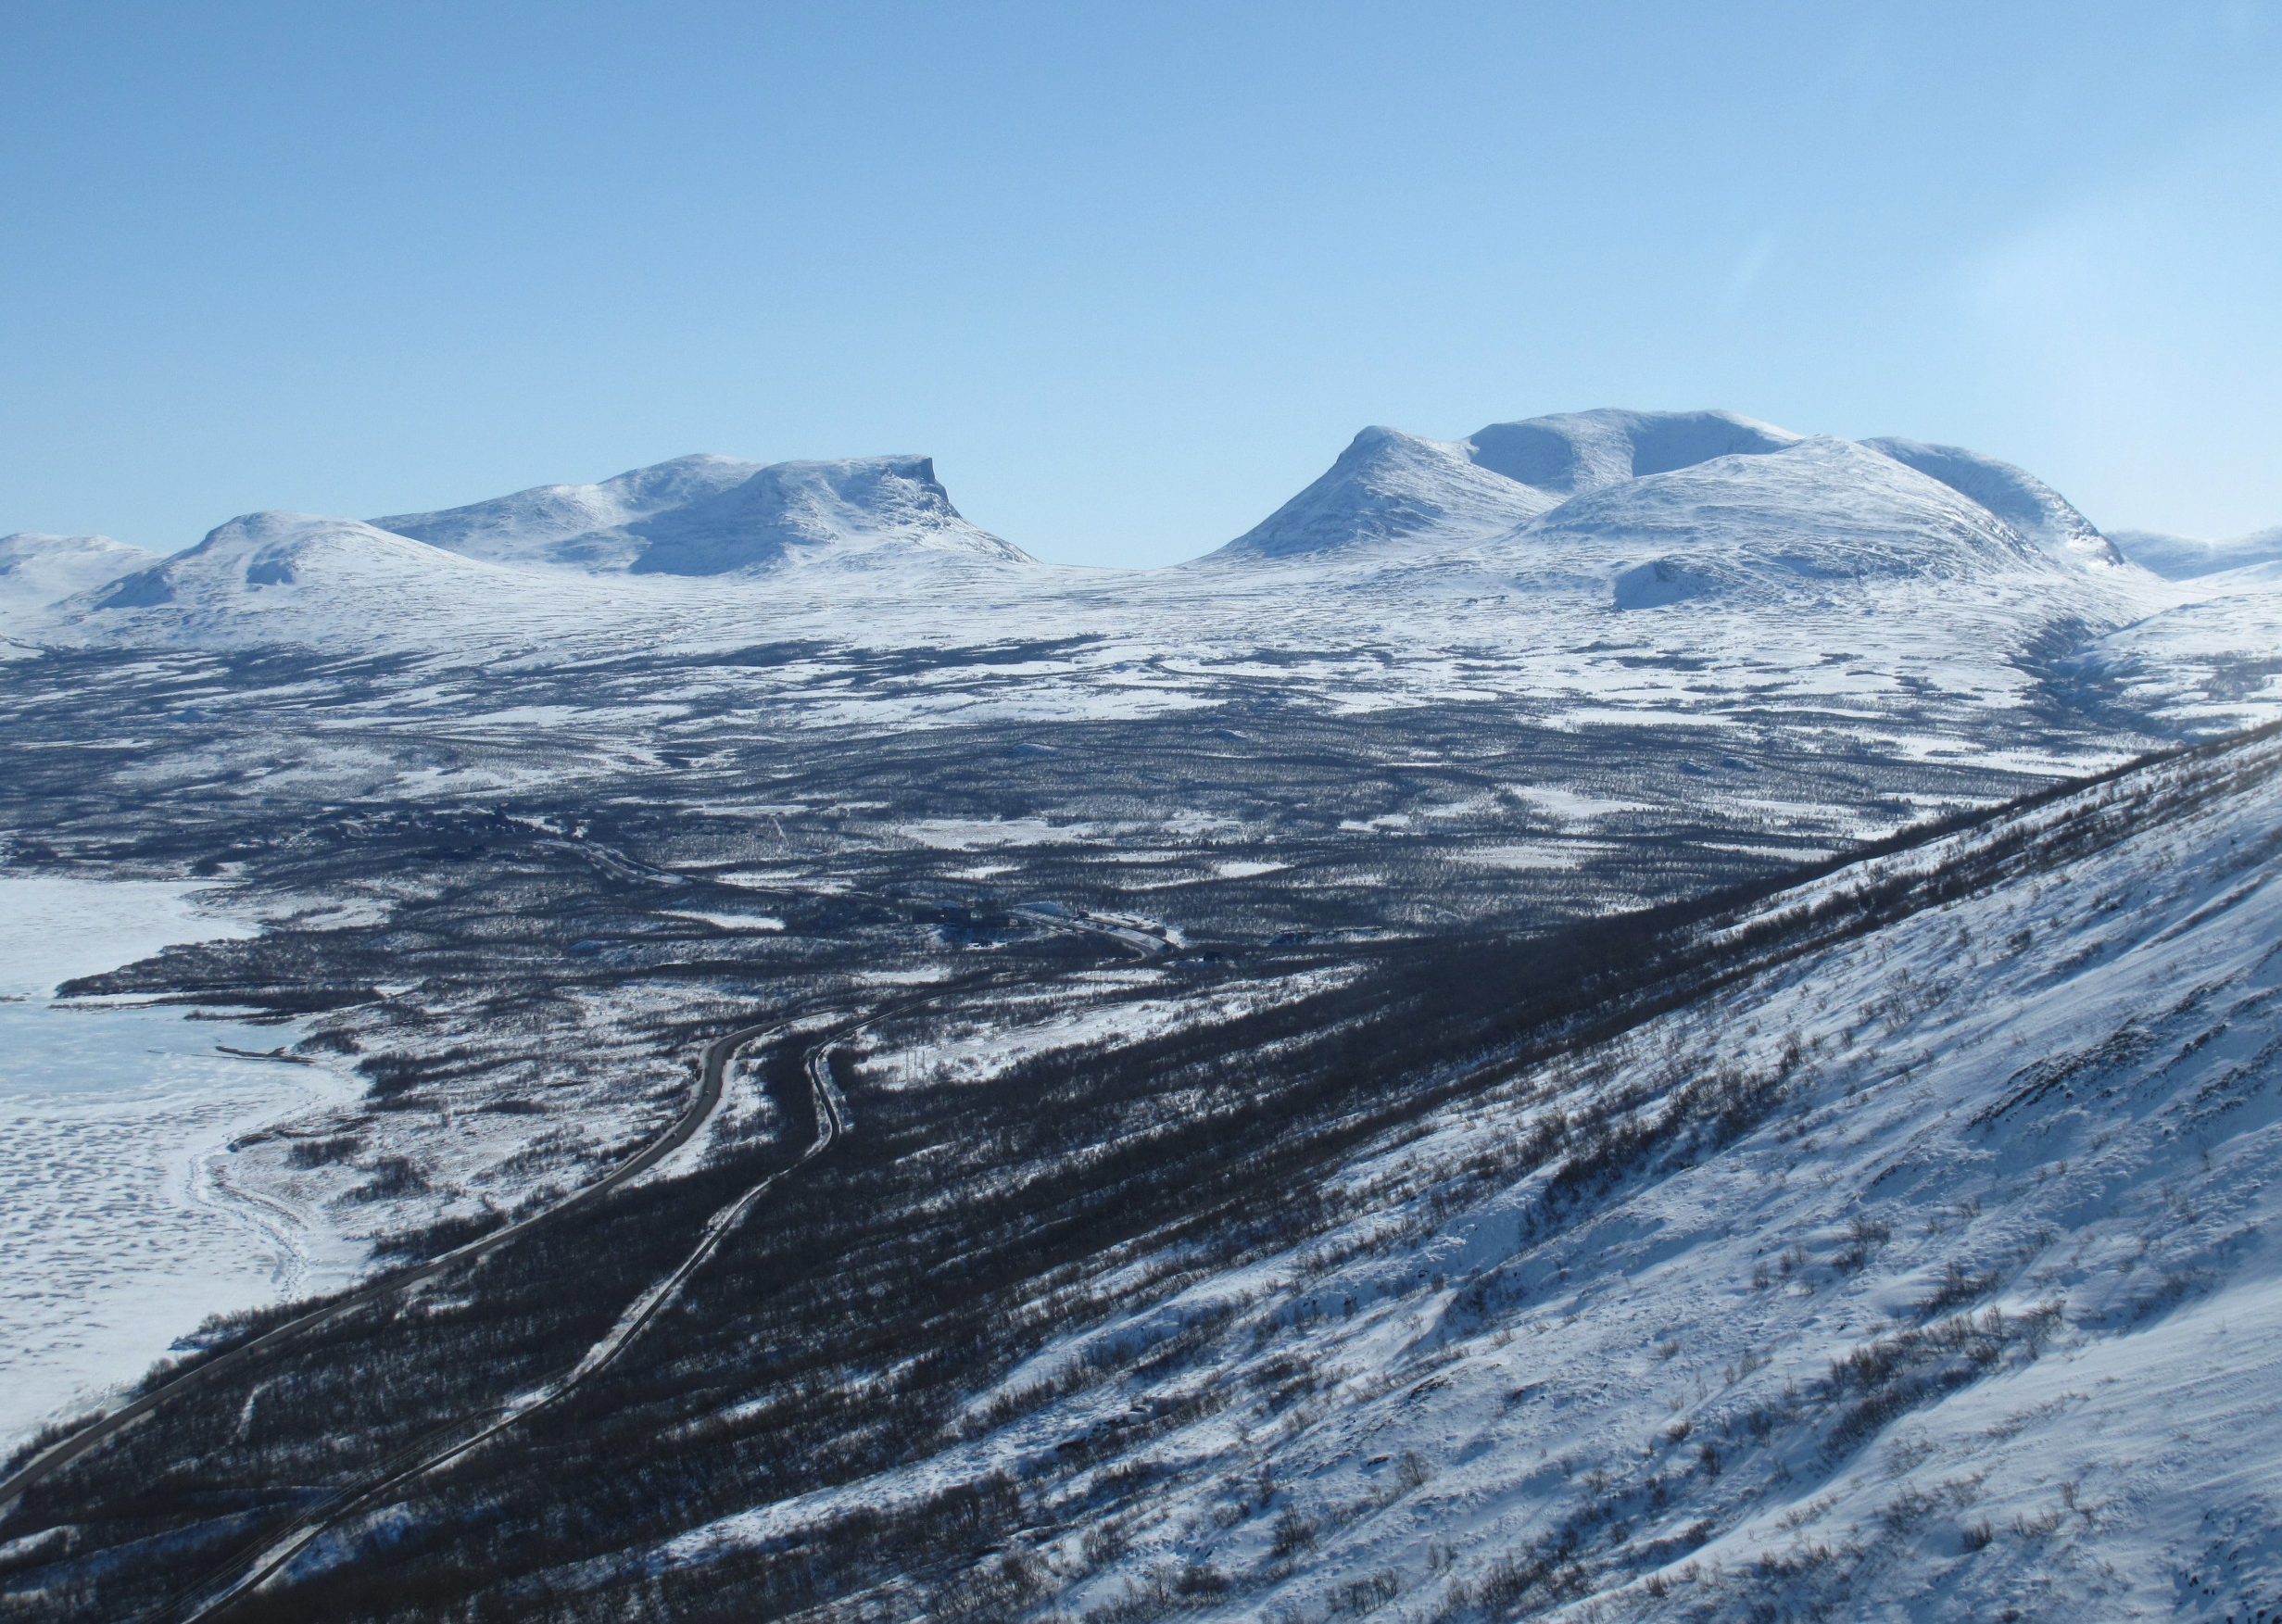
(373, 452, 1028, 575)
(1464, 407, 1803, 498)
(1211, 408, 1806, 561)
(624, 454, 1031, 576)
(1212, 426, 1559, 560)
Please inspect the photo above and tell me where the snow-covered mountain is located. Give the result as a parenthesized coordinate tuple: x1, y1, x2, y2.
(1858, 436, 2124, 570)
(375, 453, 1032, 575)
(2107, 522, 2282, 580)
(1521, 435, 2067, 610)
(794, 719, 2282, 1624)
(9, 411, 2282, 1623)
(1208, 410, 2126, 610)
(1209, 428, 1567, 560)
(1214, 409, 1803, 560)
(49, 510, 574, 646)
(372, 453, 765, 570)
(0, 534, 160, 633)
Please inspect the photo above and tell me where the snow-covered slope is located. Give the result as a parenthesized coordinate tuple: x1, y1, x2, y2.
(1516, 435, 2065, 610)
(372, 453, 764, 570)
(0, 534, 160, 632)
(617, 455, 1032, 574)
(664, 722, 2282, 1624)
(44, 511, 587, 648)
(1466, 407, 1805, 497)
(1214, 409, 1802, 560)
(1213, 428, 1565, 560)
(1210, 410, 2125, 601)
(1860, 437, 2125, 571)
(2108, 523, 2282, 581)
(376, 453, 1030, 574)
(2071, 567, 2282, 736)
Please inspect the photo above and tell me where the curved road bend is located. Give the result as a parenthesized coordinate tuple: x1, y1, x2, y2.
(0, 1014, 790, 1517)
(171, 1021, 865, 1623)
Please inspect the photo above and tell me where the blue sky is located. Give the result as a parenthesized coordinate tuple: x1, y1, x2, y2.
(5, 1, 2280, 566)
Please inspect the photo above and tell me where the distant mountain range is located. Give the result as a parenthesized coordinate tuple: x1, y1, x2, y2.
(1, 411, 2273, 714)
(2103, 522, 2282, 580)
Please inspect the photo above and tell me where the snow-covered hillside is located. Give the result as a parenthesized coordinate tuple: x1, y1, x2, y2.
(43, 510, 599, 648)
(1213, 410, 1805, 561)
(2072, 572, 2282, 736)
(1510, 435, 2067, 610)
(377, 453, 1031, 574)
(0, 534, 159, 635)
(6, 410, 2282, 1624)
(372, 453, 765, 569)
(1858, 438, 2124, 571)
(659, 722, 2282, 1624)
(2108, 523, 2282, 581)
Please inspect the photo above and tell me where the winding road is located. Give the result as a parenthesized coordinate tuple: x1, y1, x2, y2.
(0, 828, 1166, 1616)
(165, 1017, 856, 1623)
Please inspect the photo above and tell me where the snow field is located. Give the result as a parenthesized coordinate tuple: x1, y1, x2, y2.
(0, 877, 361, 1449)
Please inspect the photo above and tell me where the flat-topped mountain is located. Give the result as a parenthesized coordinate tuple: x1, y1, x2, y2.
(371, 453, 765, 569)
(376, 454, 1030, 574)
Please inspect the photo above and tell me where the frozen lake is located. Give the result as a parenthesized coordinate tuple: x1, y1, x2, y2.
(0, 876, 361, 1447)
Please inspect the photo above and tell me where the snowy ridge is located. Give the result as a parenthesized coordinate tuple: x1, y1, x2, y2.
(372, 453, 765, 570)
(44, 510, 591, 648)
(0, 534, 160, 634)
(1516, 435, 2066, 611)
(376, 453, 1030, 575)
(1859, 437, 2126, 571)
(1214, 409, 1803, 561)
(2108, 523, 2282, 582)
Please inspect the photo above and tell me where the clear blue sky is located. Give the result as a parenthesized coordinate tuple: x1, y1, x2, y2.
(5, 1, 2281, 566)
